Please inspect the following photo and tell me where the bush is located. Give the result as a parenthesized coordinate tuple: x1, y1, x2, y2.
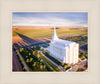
(30, 58, 33, 62)
(40, 47, 44, 51)
(61, 62, 64, 66)
(19, 48, 24, 52)
(81, 55, 85, 60)
(46, 43, 50, 46)
(63, 64, 69, 70)
(77, 68, 84, 71)
(26, 59, 30, 63)
(56, 58, 60, 62)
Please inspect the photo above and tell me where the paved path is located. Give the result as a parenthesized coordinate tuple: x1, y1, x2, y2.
(17, 50, 29, 71)
(40, 51, 65, 72)
(69, 59, 87, 72)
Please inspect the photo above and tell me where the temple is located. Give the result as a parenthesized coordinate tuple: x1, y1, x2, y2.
(47, 27, 79, 64)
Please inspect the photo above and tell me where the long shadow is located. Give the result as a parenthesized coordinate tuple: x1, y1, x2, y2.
(14, 32, 51, 49)
(13, 43, 21, 50)
(16, 32, 38, 44)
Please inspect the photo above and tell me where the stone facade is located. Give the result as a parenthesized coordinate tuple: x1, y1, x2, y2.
(47, 27, 79, 64)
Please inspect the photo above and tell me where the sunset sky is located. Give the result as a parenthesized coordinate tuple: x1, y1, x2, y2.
(12, 12, 88, 27)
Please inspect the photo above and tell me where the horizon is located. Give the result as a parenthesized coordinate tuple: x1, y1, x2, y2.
(12, 26, 88, 28)
(12, 12, 88, 27)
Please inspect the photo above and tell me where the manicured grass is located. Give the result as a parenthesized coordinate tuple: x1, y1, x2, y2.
(39, 53, 62, 71)
(43, 51, 61, 65)
(13, 28, 87, 38)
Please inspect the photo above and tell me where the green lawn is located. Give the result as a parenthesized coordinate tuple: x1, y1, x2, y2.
(13, 28, 87, 38)
(39, 53, 62, 71)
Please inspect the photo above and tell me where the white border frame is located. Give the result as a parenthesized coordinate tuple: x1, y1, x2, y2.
(0, 0, 100, 84)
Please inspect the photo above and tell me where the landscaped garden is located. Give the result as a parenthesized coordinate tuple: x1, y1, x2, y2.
(19, 47, 53, 71)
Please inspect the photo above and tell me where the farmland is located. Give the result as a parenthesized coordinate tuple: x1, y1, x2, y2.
(13, 26, 87, 38)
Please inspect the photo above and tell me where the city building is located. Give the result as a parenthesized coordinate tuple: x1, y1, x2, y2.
(47, 27, 79, 64)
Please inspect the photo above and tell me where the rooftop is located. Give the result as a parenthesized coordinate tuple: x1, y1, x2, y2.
(52, 39, 76, 47)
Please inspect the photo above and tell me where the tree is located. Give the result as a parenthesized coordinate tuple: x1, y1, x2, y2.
(43, 65, 46, 70)
(33, 46, 36, 49)
(30, 58, 33, 62)
(26, 59, 30, 63)
(43, 50, 47, 53)
(40, 65, 43, 70)
(29, 53, 31, 56)
(33, 51, 35, 55)
(32, 62, 36, 67)
(48, 53, 51, 56)
(57, 58, 60, 62)
(37, 54, 40, 58)
(40, 59, 43, 63)
(23, 67, 26, 71)
(40, 47, 44, 51)
(26, 56, 28, 58)
(81, 55, 85, 60)
(61, 62, 64, 66)
(77, 68, 84, 71)
(19, 48, 24, 52)
(63, 64, 69, 70)
(46, 43, 50, 46)
(36, 50, 39, 54)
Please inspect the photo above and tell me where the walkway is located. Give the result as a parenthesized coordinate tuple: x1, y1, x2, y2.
(69, 59, 87, 72)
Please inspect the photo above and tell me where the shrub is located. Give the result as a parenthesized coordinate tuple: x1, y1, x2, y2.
(81, 55, 85, 60)
(19, 48, 24, 52)
(30, 58, 33, 62)
(46, 43, 50, 46)
(26, 56, 28, 58)
(40, 47, 44, 51)
(29, 53, 31, 56)
(61, 62, 64, 66)
(26, 59, 30, 63)
(56, 58, 60, 62)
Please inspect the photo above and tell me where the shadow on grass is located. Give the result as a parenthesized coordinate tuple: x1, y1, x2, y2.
(16, 32, 37, 44)
(13, 32, 50, 49)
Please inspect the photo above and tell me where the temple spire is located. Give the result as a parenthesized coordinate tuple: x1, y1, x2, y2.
(51, 26, 58, 42)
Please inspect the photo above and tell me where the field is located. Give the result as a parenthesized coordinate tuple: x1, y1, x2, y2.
(13, 26, 87, 38)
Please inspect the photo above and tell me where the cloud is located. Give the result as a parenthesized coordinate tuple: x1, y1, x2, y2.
(12, 13, 88, 27)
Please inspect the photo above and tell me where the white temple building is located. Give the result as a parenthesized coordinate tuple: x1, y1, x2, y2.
(47, 27, 79, 64)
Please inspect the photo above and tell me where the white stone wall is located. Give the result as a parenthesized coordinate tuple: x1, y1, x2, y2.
(49, 42, 79, 64)
(49, 43, 66, 61)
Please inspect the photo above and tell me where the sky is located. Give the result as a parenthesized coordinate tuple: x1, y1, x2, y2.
(12, 12, 88, 27)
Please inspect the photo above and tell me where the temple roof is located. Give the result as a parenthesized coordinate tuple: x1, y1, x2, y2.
(53, 39, 76, 47)
(51, 26, 59, 42)
(51, 27, 76, 47)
